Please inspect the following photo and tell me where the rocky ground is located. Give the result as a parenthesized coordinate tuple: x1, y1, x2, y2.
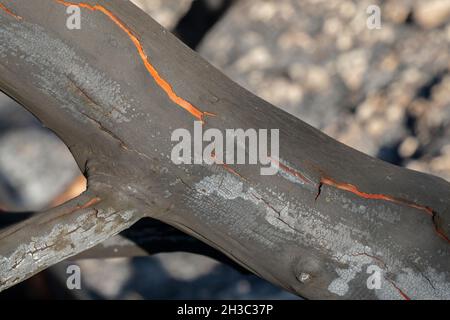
(199, 0, 450, 176)
(1, 0, 450, 299)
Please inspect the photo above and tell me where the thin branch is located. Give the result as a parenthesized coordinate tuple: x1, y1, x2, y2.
(0, 213, 250, 273)
(0, 190, 143, 291)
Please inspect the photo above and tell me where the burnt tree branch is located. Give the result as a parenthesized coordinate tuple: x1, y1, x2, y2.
(0, 0, 449, 299)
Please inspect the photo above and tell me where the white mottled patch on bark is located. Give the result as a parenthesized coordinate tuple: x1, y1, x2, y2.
(376, 267, 450, 300)
(193, 174, 450, 299)
(327, 251, 373, 296)
(0, 20, 132, 123)
(195, 174, 245, 200)
(0, 207, 137, 291)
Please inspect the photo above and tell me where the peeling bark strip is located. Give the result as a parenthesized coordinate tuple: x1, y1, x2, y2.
(57, 0, 214, 122)
(0, 0, 449, 299)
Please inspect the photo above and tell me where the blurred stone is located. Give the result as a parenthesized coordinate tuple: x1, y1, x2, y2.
(305, 65, 331, 92)
(77, 258, 132, 299)
(233, 47, 273, 73)
(68, 254, 298, 299)
(130, 0, 193, 29)
(406, 160, 432, 175)
(336, 49, 368, 91)
(258, 77, 304, 112)
(157, 252, 218, 281)
(399, 136, 419, 158)
(384, 0, 412, 24)
(414, 0, 450, 29)
(0, 92, 81, 211)
(430, 152, 450, 172)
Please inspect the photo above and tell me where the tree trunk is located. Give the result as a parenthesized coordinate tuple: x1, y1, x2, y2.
(0, 0, 449, 299)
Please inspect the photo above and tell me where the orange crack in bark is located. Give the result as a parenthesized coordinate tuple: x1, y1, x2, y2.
(320, 177, 434, 216)
(319, 177, 450, 244)
(0, 3, 22, 20)
(210, 149, 247, 180)
(351, 252, 411, 300)
(78, 197, 101, 210)
(351, 252, 387, 268)
(56, 0, 213, 123)
(388, 280, 411, 300)
(221, 163, 247, 180)
(62, 197, 101, 216)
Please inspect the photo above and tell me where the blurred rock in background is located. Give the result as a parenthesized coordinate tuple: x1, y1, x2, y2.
(1, 0, 450, 299)
(199, 0, 450, 175)
(0, 94, 81, 211)
(131, 0, 193, 30)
